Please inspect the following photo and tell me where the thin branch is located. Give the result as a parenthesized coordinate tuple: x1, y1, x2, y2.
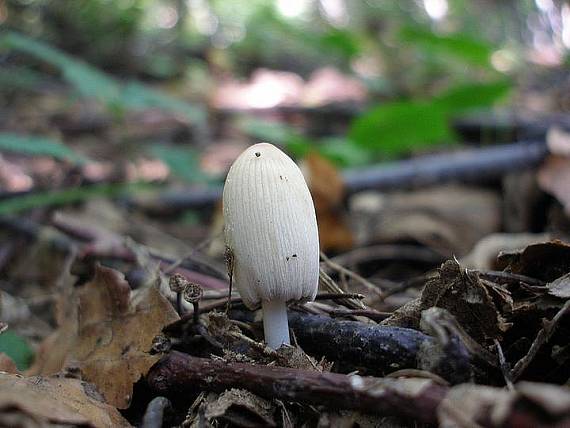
(511, 299, 570, 381)
(320, 251, 383, 298)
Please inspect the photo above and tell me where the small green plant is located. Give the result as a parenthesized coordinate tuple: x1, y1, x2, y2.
(0, 133, 87, 165)
(0, 32, 206, 123)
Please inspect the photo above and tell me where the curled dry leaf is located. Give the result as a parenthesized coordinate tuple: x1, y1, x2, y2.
(28, 265, 179, 408)
(0, 373, 130, 427)
(497, 240, 570, 282)
(383, 260, 512, 345)
(204, 389, 276, 428)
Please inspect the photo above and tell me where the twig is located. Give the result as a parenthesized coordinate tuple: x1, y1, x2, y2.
(370, 272, 436, 303)
(320, 251, 383, 298)
(147, 351, 447, 423)
(141, 396, 172, 428)
(494, 339, 514, 391)
(319, 269, 365, 309)
(510, 299, 570, 381)
(314, 292, 366, 301)
(478, 270, 546, 288)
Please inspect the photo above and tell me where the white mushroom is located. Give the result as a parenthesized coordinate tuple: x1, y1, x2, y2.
(223, 142, 320, 349)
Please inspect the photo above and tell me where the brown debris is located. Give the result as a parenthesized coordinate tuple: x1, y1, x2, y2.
(28, 265, 179, 409)
(0, 373, 130, 427)
(383, 259, 512, 345)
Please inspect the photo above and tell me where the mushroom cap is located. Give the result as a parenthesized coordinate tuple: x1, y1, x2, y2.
(223, 143, 320, 309)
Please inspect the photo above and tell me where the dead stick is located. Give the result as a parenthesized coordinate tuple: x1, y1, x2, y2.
(147, 351, 447, 423)
(510, 299, 570, 381)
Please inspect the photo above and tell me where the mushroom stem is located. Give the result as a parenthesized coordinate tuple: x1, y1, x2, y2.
(262, 299, 290, 349)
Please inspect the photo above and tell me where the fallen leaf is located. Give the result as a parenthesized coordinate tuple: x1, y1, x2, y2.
(438, 382, 570, 427)
(204, 389, 276, 427)
(0, 373, 130, 427)
(537, 155, 570, 215)
(302, 151, 353, 252)
(497, 240, 570, 282)
(349, 185, 501, 257)
(461, 233, 551, 270)
(383, 260, 511, 345)
(29, 265, 179, 408)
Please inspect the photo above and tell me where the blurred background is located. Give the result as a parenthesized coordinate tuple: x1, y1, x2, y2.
(1, 0, 570, 370)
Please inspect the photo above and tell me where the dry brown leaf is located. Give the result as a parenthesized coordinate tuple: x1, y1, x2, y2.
(29, 265, 179, 408)
(350, 185, 501, 257)
(204, 389, 276, 427)
(438, 382, 570, 427)
(461, 233, 551, 270)
(302, 151, 353, 252)
(0, 353, 18, 374)
(0, 373, 130, 427)
(383, 260, 511, 345)
(538, 155, 570, 215)
(497, 239, 570, 282)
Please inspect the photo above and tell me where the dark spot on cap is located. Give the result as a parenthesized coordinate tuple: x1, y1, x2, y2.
(255, 152, 261, 157)
(286, 256, 290, 261)
(292, 254, 297, 258)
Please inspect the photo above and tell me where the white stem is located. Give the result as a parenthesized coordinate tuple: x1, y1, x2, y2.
(262, 299, 290, 349)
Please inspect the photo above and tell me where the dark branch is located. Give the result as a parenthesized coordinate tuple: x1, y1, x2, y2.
(146, 351, 447, 423)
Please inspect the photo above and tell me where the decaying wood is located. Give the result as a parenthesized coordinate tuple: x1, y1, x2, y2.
(146, 351, 448, 423)
(287, 312, 472, 384)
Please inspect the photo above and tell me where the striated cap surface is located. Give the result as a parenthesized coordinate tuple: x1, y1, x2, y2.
(223, 143, 320, 309)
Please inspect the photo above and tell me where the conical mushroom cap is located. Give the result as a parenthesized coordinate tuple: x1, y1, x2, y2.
(223, 143, 320, 309)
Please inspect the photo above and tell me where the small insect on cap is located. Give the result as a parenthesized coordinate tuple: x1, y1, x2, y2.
(222, 142, 320, 309)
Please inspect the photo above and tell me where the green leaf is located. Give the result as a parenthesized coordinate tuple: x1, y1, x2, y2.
(0, 32, 121, 105)
(318, 137, 372, 168)
(0, 133, 88, 165)
(400, 26, 494, 68)
(0, 331, 34, 371)
(149, 145, 215, 184)
(121, 82, 206, 123)
(435, 80, 512, 113)
(0, 183, 154, 215)
(0, 32, 205, 123)
(319, 29, 361, 59)
(349, 100, 454, 156)
(237, 117, 299, 145)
